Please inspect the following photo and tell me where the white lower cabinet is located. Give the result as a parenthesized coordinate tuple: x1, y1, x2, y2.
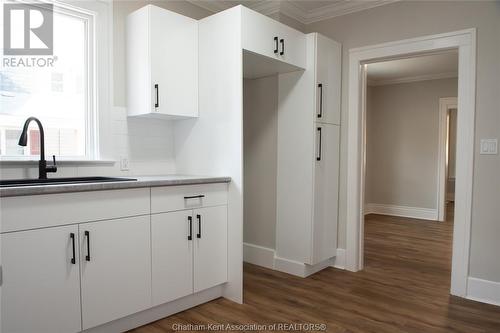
(152, 205, 228, 304)
(152, 210, 194, 306)
(193, 206, 228, 292)
(80, 215, 152, 330)
(1, 183, 229, 332)
(1, 225, 82, 333)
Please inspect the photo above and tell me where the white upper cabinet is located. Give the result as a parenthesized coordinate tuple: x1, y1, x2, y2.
(126, 5, 198, 119)
(315, 34, 341, 125)
(241, 6, 306, 73)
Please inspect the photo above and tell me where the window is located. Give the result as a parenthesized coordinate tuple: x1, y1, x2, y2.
(0, 2, 96, 159)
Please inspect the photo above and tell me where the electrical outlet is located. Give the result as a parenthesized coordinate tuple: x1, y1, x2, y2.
(120, 157, 130, 171)
(480, 139, 498, 155)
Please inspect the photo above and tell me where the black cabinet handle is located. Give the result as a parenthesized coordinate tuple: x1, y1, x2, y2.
(184, 194, 205, 200)
(154, 84, 159, 108)
(70, 233, 76, 264)
(317, 83, 323, 118)
(274, 36, 279, 54)
(188, 216, 193, 240)
(316, 127, 322, 161)
(196, 214, 202, 239)
(85, 231, 91, 261)
(280, 38, 284, 55)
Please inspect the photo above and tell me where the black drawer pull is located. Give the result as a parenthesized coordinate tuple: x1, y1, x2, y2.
(70, 233, 76, 264)
(280, 38, 284, 55)
(184, 194, 205, 200)
(316, 127, 322, 161)
(188, 216, 193, 240)
(274, 36, 279, 54)
(85, 231, 91, 261)
(196, 214, 202, 239)
(154, 84, 159, 108)
(317, 83, 323, 118)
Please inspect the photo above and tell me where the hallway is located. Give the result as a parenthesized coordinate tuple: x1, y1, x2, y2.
(131, 205, 500, 333)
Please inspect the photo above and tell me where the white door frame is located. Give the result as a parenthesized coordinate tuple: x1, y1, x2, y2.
(346, 29, 476, 297)
(437, 97, 458, 222)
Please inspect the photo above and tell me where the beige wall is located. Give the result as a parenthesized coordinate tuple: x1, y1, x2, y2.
(307, 1, 500, 282)
(365, 78, 458, 209)
(113, 0, 212, 107)
(243, 77, 278, 249)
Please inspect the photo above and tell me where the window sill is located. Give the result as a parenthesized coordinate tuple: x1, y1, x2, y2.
(0, 159, 116, 166)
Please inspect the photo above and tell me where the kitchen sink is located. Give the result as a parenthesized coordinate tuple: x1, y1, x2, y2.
(0, 176, 137, 187)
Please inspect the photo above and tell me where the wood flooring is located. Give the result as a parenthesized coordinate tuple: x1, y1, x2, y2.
(130, 205, 500, 332)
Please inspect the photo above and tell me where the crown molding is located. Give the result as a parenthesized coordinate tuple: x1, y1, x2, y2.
(187, 0, 400, 25)
(368, 71, 458, 86)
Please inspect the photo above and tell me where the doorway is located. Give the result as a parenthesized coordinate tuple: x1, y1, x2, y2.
(362, 52, 458, 294)
(346, 29, 476, 298)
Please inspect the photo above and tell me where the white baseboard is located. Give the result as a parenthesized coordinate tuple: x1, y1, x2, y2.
(243, 242, 345, 277)
(243, 242, 275, 270)
(466, 277, 500, 306)
(84, 285, 223, 333)
(365, 203, 438, 221)
(331, 248, 345, 269)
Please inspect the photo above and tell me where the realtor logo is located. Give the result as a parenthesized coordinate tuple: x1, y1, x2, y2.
(3, 3, 53, 55)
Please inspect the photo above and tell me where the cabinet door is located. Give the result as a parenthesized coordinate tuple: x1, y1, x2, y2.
(312, 124, 340, 264)
(193, 206, 228, 292)
(150, 5, 198, 118)
(315, 34, 341, 125)
(1, 225, 81, 333)
(152, 210, 193, 306)
(80, 216, 151, 330)
(241, 6, 305, 69)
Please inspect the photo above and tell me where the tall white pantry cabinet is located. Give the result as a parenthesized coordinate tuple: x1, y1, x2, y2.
(276, 33, 341, 271)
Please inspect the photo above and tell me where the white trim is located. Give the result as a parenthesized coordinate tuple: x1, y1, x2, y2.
(83, 285, 223, 333)
(437, 97, 458, 221)
(331, 248, 346, 270)
(243, 243, 275, 270)
(368, 72, 458, 86)
(347, 29, 476, 298)
(243, 243, 346, 276)
(365, 203, 438, 221)
(187, 0, 399, 25)
(274, 256, 335, 278)
(466, 277, 500, 307)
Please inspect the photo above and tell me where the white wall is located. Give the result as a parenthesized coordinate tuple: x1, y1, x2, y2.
(243, 76, 278, 249)
(365, 78, 458, 210)
(306, 0, 500, 282)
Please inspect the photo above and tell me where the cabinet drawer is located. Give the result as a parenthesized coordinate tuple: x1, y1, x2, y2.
(241, 6, 305, 69)
(151, 183, 228, 213)
(0, 188, 150, 233)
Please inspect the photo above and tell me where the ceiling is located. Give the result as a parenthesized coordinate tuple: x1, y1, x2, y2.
(187, 0, 400, 25)
(367, 51, 459, 86)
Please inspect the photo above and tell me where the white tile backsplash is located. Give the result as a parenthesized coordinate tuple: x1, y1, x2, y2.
(0, 107, 177, 180)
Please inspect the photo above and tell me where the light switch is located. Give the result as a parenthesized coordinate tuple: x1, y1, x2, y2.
(480, 139, 498, 155)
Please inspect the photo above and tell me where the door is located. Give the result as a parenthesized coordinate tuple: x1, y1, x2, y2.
(315, 34, 341, 125)
(152, 210, 194, 306)
(193, 206, 228, 292)
(150, 5, 198, 117)
(1, 225, 81, 333)
(80, 216, 151, 330)
(312, 124, 340, 264)
(241, 6, 305, 69)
